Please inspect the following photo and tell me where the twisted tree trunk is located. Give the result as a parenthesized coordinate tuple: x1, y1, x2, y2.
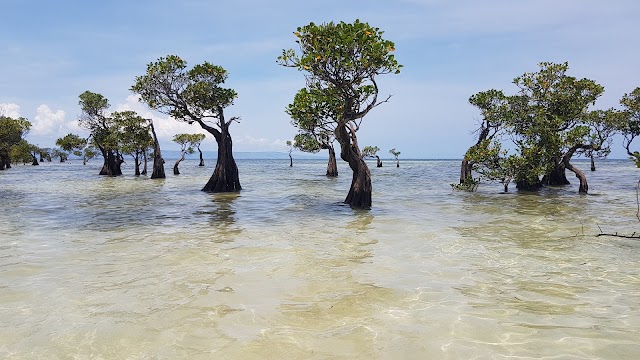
(149, 120, 166, 179)
(134, 152, 141, 176)
(376, 156, 382, 167)
(565, 161, 588, 193)
(543, 158, 570, 186)
(0, 149, 8, 170)
(141, 151, 148, 175)
(335, 123, 371, 208)
(326, 146, 338, 177)
(98, 147, 122, 176)
(198, 146, 205, 166)
(174, 151, 185, 175)
(562, 144, 592, 194)
(460, 158, 473, 184)
(200, 120, 241, 192)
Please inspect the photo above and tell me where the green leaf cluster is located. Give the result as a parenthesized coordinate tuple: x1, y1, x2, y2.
(465, 62, 619, 188)
(0, 115, 32, 166)
(279, 19, 402, 147)
(278, 20, 401, 82)
(131, 55, 237, 126)
(361, 145, 380, 158)
(389, 148, 400, 159)
(78, 91, 153, 161)
(172, 133, 205, 155)
(619, 87, 640, 166)
(0, 116, 31, 152)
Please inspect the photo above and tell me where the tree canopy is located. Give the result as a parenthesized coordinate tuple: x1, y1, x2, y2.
(278, 20, 401, 207)
(619, 87, 640, 166)
(462, 62, 620, 193)
(132, 55, 241, 192)
(56, 133, 87, 158)
(0, 115, 32, 170)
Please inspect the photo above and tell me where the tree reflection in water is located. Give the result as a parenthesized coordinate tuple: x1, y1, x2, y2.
(195, 192, 242, 243)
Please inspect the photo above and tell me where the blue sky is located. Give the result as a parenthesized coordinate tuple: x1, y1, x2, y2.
(1, 0, 639, 158)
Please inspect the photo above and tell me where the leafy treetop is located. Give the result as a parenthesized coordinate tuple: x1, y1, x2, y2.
(362, 145, 380, 158)
(0, 116, 31, 150)
(131, 55, 238, 131)
(278, 20, 402, 125)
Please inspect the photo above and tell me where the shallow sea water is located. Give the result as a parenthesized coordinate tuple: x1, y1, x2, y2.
(1, 158, 639, 359)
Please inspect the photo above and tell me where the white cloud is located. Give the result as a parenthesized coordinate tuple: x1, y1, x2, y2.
(32, 105, 67, 136)
(0, 103, 21, 118)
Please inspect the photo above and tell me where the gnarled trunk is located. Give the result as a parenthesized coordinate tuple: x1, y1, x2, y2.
(590, 154, 596, 171)
(202, 127, 241, 192)
(335, 123, 371, 208)
(149, 120, 165, 179)
(289, 153, 293, 167)
(562, 145, 591, 193)
(376, 156, 382, 167)
(0, 149, 8, 170)
(134, 153, 141, 176)
(396, 159, 399, 168)
(198, 146, 205, 167)
(460, 158, 473, 184)
(326, 146, 338, 177)
(98, 147, 121, 176)
(142, 151, 148, 175)
(543, 159, 570, 186)
(99, 150, 122, 176)
(173, 152, 185, 175)
(31, 154, 39, 166)
(565, 160, 588, 193)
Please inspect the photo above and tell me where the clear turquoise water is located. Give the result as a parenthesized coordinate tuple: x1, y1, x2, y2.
(1, 158, 639, 359)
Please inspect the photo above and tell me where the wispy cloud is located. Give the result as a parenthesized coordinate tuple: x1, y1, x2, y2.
(0, 103, 21, 118)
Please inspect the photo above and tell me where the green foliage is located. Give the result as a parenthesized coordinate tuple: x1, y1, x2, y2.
(619, 87, 640, 166)
(113, 111, 153, 159)
(56, 133, 87, 153)
(9, 140, 34, 163)
(131, 55, 237, 126)
(361, 145, 380, 158)
(293, 133, 322, 153)
(451, 176, 480, 192)
(464, 62, 615, 190)
(51, 148, 68, 162)
(278, 19, 401, 126)
(286, 86, 338, 153)
(172, 133, 205, 155)
(83, 147, 98, 162)
(78, 92, 154, 163)
(466, 139, 518, 190)
(78, 91, 120, 151)
(389, 148, 400, 159)
(468, 89, 511, 130)
(78, 91, 110, 129)
(509, 62, 605, 177)
(278, 20, 401, 83)
(0, 115, 31, 152)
